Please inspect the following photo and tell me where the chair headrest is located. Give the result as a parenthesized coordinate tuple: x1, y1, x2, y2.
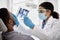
(0, 18, 7, 32)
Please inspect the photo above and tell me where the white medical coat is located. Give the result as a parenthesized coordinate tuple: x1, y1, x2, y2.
(32, 16, 60, 40)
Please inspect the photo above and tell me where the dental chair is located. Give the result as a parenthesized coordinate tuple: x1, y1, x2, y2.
(0, 18, 7, 40)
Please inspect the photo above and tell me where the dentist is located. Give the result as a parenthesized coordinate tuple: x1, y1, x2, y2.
(24, 2, 60, 40)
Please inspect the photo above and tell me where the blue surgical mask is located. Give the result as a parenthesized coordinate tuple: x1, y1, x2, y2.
(39, 13, 47, 20)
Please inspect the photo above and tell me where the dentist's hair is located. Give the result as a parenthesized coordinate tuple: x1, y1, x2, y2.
(0, 8, 10, 27)
(39, 2, 59, 19)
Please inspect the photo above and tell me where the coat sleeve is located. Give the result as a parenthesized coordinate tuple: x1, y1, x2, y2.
(32, 25, 51, 40)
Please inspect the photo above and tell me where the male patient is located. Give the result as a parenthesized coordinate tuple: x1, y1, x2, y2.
(0, 8, 34, 40)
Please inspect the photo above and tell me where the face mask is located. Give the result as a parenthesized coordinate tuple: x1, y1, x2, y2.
(39, 13, 47, 20)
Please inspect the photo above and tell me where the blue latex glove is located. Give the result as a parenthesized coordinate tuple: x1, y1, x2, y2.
(24, 16, 35, 29)
(12, 14, 19, 26)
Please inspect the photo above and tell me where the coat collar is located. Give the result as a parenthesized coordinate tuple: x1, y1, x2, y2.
(46, 16, 58, 25)
(43, 16, 58, 29)
(46, 16, 54, 25)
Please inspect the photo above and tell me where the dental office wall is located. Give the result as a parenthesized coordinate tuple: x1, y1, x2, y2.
(0, 0, 8, 8)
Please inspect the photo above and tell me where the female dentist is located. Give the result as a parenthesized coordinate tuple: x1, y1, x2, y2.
(24, 2, 60, 40)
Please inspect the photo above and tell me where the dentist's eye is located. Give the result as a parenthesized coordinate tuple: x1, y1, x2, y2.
(39, 10, 45, 13)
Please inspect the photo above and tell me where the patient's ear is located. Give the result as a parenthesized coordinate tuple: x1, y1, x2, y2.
(9, 19, 13, 25)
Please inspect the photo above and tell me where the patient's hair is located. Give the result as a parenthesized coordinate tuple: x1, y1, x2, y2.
(0, 8, 10, 27)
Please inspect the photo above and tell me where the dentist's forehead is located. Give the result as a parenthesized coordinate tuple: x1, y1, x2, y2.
(39, 6, 47, 12)
(39, 6, 45, 9)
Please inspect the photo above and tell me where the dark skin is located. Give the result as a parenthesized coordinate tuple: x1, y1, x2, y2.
(6, 13, 15, 32)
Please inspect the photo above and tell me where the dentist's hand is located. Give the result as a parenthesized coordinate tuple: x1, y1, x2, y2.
(24, 16, 35, 29)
